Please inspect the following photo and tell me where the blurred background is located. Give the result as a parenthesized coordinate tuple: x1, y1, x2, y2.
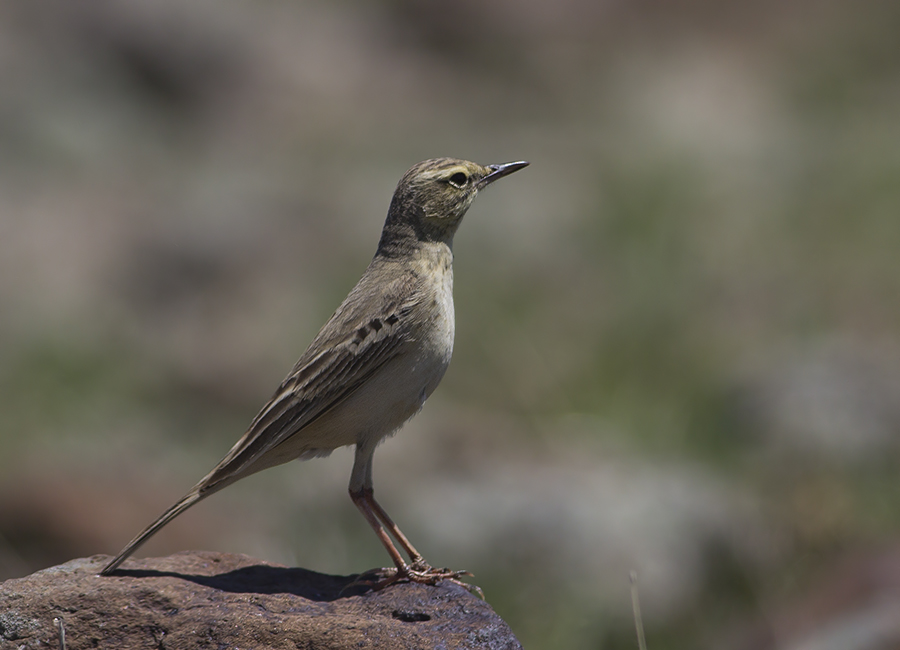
(2, 0, 900, 647)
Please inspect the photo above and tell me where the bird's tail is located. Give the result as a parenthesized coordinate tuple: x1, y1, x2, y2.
(99, 490, 203, 575)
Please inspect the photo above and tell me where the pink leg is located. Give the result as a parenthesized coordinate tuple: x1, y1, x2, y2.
(349, 488, 410, 572)
(361, 488, 425, 565)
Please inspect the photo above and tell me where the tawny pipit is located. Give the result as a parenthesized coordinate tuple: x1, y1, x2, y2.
(100, 158, 528, 588)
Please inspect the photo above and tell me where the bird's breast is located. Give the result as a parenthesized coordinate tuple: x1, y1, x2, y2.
(311, 248, 456, 448)
(407, 246, 455, 399)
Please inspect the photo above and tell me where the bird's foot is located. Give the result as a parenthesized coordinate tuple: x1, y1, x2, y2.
(346, 562, 483, 598)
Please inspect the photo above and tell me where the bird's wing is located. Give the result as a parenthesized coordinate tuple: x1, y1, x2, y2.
(198, 284, 418, 493)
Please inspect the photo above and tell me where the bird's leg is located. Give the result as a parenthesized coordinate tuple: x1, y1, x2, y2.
(361, 488, 425, 567)
(348, 445, 410, 578)
(349, 487, 409, 573)
(348, 487, 478, 595)
(346, 444, 479, 595)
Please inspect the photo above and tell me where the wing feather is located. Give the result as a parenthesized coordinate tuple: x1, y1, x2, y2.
(198, 268, 421, 492)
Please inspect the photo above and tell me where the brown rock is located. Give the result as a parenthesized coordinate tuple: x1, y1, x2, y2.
(0, 551, 522, 649)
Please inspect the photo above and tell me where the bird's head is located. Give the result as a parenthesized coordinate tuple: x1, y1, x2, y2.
(380, 157, 529, 252)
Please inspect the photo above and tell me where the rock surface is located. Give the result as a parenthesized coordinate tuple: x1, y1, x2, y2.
(0, 551, 521, 649)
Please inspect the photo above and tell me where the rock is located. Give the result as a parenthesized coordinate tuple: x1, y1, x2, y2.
(0, 551, 522, 649)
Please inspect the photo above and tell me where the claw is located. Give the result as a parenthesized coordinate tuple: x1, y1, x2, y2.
(340, 563, 484, 599)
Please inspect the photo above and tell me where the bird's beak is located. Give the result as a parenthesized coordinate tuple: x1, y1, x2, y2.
(478, 161, 530, 188)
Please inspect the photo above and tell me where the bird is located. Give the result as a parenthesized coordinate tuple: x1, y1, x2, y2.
(100, 157, 529, 589)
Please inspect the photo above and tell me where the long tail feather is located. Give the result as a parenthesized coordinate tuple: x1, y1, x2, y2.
(99, 490, 203, 575)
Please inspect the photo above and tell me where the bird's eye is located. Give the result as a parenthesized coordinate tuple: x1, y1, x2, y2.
(448, 172, 469, 188)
